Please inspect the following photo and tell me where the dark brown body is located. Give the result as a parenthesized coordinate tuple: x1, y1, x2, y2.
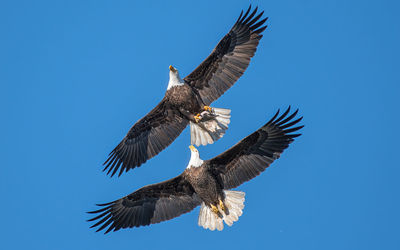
(165, 84, 205, 121)
(183, 165, 224, 207)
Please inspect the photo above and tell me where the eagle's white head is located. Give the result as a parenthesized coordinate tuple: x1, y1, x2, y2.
(187, 145, 203, 169)
(167, 65, 184, 90)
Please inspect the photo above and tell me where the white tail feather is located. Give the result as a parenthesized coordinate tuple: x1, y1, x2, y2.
(198, 190, 245, 231)
(190, 107, 231, 146)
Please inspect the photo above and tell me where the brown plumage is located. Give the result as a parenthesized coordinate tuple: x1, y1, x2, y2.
(89, 107, 303, 233)
(185, 6, 268, 105)
(103, 6, 268, 177)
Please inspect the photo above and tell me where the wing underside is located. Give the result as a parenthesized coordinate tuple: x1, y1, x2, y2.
(88, 175, 200, 233)
(103, 100, 188, 177)
(185, 6, 268, 105)
(208, 107, 303, 189)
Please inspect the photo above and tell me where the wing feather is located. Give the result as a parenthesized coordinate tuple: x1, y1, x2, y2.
(88, 175, 200, 233)
(207, 107, 303, 189)
(184, 6, 268, 105)
(103, 99, 188, 177)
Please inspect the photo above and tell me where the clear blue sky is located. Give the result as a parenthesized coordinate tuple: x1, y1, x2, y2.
(1, 0, 399, 249)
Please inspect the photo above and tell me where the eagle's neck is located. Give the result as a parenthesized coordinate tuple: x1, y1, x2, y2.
(167, 71, 184, 90)
(186, 151, 204, 169)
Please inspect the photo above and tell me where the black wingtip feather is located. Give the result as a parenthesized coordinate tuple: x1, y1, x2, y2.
(87, 210, 111, 222)
(236, 10, 244, 23)
(247, 11, 264, 27)
(240, 5, 252, 23)
(254, 26, 267, 35)
(103, 151, 116, 167)
(280, 117, 303, 129)
(243, 6, 258, 24)
(250, 17, 267, 30)
(97, 217, 113, 233)
(290, 133, 302, 138)
(274, 106, 291, 124)
(266, 109, 280, 125)
(87, 206, 109, 215)
(284, 126, 304, 134)
(235, 6, 268, 36)
(263, 107, 304, 137)
(96, 201, 114, 206)
(276, 109, 299, 126)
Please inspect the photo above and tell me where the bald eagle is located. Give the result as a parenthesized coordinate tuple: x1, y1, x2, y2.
(103, 6, 268, 177)
(89, 107, 303, 232)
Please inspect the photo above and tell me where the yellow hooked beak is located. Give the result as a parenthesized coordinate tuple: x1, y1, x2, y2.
(189, 145, 197, 152)
(169, 65, 177, 73)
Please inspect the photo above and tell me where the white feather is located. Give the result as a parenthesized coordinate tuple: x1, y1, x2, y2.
(167, 70, 184, 90)
(190, 124, 197, 145)
(186, 147, 203, 169)
(189, 107, 231, 146)
(197, 190, 245, 231)
(213, 107, 231, 115)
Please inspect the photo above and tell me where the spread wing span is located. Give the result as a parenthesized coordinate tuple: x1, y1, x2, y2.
(88, 175, 200, 233)
(103, 99, 188, 177)
(207, 107, 303, 189)
(184, 6, 268, 105)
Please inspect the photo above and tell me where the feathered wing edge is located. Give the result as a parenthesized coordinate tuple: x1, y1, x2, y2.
(208, 106, 303, 189)
(103, 100, 188, 177)
(184, 5, 268, 105)
(87, 176, 201, 233)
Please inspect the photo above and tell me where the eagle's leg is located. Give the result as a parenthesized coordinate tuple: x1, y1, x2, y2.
(210, 204, 219, 215)
(219, 199, 226, 213)
(203, 106, 213, 112)
(194, 113, 202, 123)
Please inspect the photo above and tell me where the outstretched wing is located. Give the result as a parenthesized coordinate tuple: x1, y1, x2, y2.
(88, 175, 200, 233)
(207, 107, 303, 189)
(103, 99, 188, 177)
(184, 6, 268, 105)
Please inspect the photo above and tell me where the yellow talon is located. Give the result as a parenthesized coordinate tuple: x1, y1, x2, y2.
(194, 113, 201, 123)
(210, 204, 219, 215)
(204, 106, 213, 112)
(219, 199, 226, 213)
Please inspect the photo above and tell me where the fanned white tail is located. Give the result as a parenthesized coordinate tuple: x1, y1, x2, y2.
(190, 107, 231, 146)
(198, 190, 245, 231)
